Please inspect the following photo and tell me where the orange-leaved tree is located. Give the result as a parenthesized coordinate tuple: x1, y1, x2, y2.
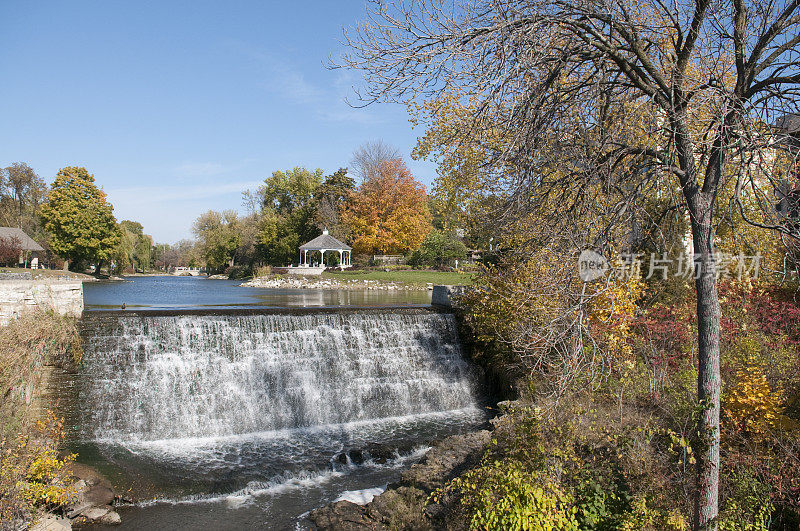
(341, 159, 432, 255)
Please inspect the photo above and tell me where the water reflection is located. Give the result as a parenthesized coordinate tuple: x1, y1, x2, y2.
(83, 275, 431, 310)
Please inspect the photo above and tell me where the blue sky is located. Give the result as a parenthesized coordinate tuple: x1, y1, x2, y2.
(0, 1, 436, 243)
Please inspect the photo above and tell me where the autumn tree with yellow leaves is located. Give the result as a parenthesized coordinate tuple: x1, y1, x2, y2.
(339, 1, 800, 526)
(341, 159, 432, 255)
(39, 166, 119, 272)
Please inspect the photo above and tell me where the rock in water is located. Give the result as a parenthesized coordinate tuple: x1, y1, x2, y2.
(100, 510, 122, 525)
(310, 430, 491, 530)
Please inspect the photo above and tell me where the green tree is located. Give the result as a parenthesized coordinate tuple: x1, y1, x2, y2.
(408, 229, 468, 268)
(257, 167, 324, 265)
(0, 162, 48, 235)
(192, 210, 240, 273)
(112, 220, 152, 274)
(39, 166, 119, 271)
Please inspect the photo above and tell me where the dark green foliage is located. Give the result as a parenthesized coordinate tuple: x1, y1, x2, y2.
(258, 167, 325, 266)
(407, 229, 467, 268)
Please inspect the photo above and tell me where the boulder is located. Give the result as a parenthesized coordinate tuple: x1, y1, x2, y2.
(309, 500, 384, 531)
(100, 510, 122, 525)
(365, 442, 396, 464)
(30, 515, 72, 531)
(401, 430, 490, 493)
(80, 506, 110, 520)
(81, 484, 115, 506)
(310, 430, 491, 530)
(63, 462, 121, 525)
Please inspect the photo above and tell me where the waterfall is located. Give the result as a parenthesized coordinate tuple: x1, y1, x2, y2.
(78, 311, 480, 442)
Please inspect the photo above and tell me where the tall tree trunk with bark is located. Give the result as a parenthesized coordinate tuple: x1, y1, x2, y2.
(687, 191, 721, 531)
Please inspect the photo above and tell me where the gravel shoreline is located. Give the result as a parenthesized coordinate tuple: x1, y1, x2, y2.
(241, 275, 433, 291)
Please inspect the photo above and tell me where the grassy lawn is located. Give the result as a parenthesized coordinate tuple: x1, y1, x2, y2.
(323, 269, 475, 286)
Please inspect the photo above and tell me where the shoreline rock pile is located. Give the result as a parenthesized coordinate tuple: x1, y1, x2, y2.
(310, 430, 490, 530)
(241, 275, 432, 292)
(32, 463, 123, 530)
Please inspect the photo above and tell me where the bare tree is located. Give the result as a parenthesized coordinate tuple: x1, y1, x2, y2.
(350, 140, 400, 183)
(337, 1, 800, 528)
(0, 162, 47, 231)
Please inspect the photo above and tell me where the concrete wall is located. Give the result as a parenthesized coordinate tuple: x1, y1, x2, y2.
(432, 285, 470, 309)
(0, 278, 83, 325)
(285, 266, 326, 276)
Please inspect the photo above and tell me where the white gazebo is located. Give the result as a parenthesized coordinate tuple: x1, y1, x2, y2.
(298, 229, 352, 269)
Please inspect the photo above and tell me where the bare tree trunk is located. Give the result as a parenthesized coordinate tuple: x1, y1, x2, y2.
(688, 191, 721, 531)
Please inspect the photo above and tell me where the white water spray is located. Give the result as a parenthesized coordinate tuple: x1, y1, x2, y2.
(79, 312, 480, 442)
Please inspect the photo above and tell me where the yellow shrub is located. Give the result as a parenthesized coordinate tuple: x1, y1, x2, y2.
(620, 495, 688, 530)
(724, 365, 785, 435)
(0, 412, 74, 524)
(586, 273, 645, 358)
(435, 460, 579, 530)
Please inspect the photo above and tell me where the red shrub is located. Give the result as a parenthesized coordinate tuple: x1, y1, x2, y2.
(0, 237, 22, 266)
(633, 302, 694, 367)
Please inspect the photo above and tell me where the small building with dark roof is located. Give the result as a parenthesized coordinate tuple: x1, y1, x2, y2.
(0, 227, 45, 268)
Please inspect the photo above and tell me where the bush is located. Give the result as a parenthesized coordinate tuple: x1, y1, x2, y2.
(254, 265, 272, 278)
(0, 236, 22, 267)
(407, 229, 467, 269)
(224, 264, 253, 280)
(0, 412, 75, 525)
(436, 460, 580, 530)
(719, 466, 773, 531)
(0, 311, 81, 526)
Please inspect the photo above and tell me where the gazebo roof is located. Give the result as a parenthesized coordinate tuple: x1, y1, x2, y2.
(299, 229, 352, 251)
(0, 227, 44, 252)
(776, 114, 800, 134)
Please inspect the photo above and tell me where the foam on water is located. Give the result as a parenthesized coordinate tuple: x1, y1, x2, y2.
(334, 486, 387, 505)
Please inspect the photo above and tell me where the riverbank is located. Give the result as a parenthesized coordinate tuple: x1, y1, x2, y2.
(310, 429, 492, 529)
(241, 275, 434, 291)
(0, 310, 125, 529)
(242, 270, 474, 291)
(0, 267, 97, 282)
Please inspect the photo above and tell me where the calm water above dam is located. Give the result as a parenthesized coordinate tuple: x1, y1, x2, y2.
(83, 275, 431, 310)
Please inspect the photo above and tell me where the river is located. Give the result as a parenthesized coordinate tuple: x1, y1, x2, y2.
(83, 275, 431, 310)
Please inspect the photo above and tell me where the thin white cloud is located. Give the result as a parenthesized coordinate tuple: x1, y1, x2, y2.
(174, 162, 232, 177)
(108, 180, 263, 204)
(225, 40, 384, 124)
(260, 69, 325, 104)
(106, 180, 264, 243)
(226, 41, 324, 105)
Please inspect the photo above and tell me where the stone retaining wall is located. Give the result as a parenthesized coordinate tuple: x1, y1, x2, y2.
(0, 278, 83, 325)
(431, 284, 469, 308)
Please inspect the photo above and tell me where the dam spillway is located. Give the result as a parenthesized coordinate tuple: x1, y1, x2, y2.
(78, 309, 480, 440)
(69, 308, 488, 529)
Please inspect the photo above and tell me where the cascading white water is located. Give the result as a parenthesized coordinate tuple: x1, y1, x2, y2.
(79, 311, 480, 442)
